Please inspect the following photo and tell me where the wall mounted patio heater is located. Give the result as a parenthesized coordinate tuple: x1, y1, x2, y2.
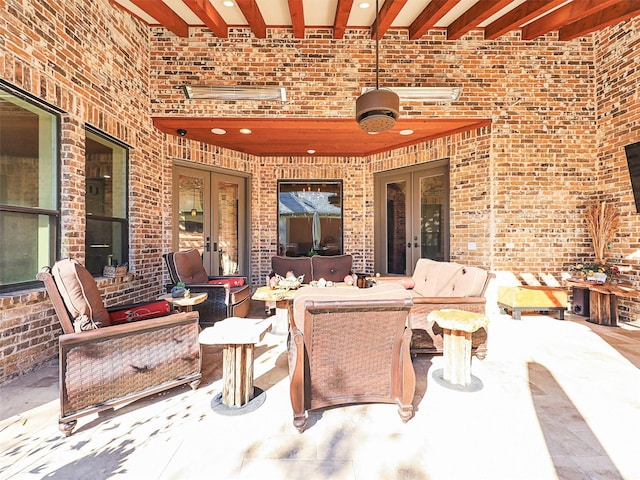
(182, 85, 287, 102)
(361, 87, 461, 102)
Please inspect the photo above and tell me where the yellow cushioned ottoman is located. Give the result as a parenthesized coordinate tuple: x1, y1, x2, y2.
(497, 286, 568, 320)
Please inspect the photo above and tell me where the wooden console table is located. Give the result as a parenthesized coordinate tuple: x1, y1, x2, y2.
(565, 279, 638, 326)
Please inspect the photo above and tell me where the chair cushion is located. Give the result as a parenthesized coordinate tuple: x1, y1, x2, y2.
(107, 300, 172, 324)
(271, 256, 312, 284)
(209, 277, 245, 287)
(311, 254, 353, 282)
(411, 259, 463, 297)
(170, 249, 209, 284)
(51, 258, 111, 331)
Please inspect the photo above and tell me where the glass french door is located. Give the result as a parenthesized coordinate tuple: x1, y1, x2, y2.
(375, 163, 449, 275)
(173, 166, 247, 276)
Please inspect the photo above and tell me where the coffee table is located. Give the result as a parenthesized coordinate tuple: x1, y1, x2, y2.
(251, 286, 298, 334)
(199, 317, 272, 410)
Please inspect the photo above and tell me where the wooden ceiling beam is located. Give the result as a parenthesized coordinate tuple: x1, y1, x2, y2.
(408, 0, 458, 40)
(236, 0, 267, 38)
(521, 0, 622, 40)
(484, 0, 568, 40)
(447, 0, 514, 40)
(559, 0, 640, 40)
(333, 0, 354, 39)
(183, 0, 228, 38)
(288, 0, 305, 38)
(129, 0, 189, 37)
(373, 0, 408, 39)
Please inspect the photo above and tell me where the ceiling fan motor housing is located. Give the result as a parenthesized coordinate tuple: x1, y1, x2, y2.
(356, 88, 400, 133)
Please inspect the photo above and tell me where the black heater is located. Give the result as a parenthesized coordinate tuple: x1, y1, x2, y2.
(572, 287, 590, 316)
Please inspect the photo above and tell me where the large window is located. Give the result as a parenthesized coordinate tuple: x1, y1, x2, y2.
(277, 180, 343, 257)
(0, 86, 59, 291)
(85, 129, 128, 275)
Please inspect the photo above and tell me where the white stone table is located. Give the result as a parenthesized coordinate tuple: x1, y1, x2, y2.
(427, 309, 489, 387)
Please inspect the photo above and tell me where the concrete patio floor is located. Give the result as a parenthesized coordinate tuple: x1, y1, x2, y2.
(2, 304, 640, 480)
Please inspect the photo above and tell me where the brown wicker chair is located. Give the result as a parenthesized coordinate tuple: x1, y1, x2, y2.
(37, 260, 201, 436)
(288, 284, 416, 433)
(163, 249, 251, 327)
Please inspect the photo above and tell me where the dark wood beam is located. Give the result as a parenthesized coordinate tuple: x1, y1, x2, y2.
(447, 0, 513, 40)
(129, 0, 189, 37)
(373, 0, 408, 39)
(236, 0, 267, 38)
(521, 0, 622, 40)
(484, 0, 568, 40)
(409, 0, 458, 40)
(288, 0, 305, 38)
(183, 0, 228, 38)
(333, 0, 353, 39)
(559, 0, 640, 40)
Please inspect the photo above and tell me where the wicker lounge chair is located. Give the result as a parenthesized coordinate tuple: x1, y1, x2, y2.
(288, 284, 415, 433)
(163, 249, 251, 327)
(38, 259, 201, 436)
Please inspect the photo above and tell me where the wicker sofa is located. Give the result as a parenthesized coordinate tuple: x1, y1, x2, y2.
(38, 259, 201, 436)
(376, 258, 493, 358)
(269, 254, 353, 283)
(288, 284, 415, 433)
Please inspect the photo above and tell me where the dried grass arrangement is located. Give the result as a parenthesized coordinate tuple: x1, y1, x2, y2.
(584, 201, 619, 264)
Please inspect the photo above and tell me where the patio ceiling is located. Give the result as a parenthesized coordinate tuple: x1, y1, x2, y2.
(152, 117, 491, 157)
(114, 0, 640, 157)
(111, 0, 640, 42)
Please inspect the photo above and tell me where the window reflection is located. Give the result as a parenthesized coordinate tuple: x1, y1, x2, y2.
(278, 181, 343, 257)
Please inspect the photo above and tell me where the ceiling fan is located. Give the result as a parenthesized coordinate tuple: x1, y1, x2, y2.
(355, 0, 400, 134)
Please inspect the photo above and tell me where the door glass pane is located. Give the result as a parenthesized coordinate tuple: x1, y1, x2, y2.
(217, 181, 239, 275)
(278, 181, 343, 257)
(420, 174, 445, 261)
(178, 174, 204, 252)
(386, 180, 407, 274)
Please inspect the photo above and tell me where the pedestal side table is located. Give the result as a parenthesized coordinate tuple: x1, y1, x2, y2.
(158, 292, 208, 313)
(199, 317, 272, 408)
(428, 309, 489, 387)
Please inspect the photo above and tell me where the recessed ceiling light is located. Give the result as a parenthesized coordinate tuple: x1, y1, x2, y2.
(211, 128, 226, 135)
(368, 131, 379, 135)
(399, 129, 414, 135)
(359, 2, 371, 8)
(307, 149, 316, 154)
(239, 128, 252, 134)
(222, 1, 235, 7)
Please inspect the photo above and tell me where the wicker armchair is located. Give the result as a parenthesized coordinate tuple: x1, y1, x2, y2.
(288, 284, 416, 433)
(37, 260, 201, 436)
(163, 249, 251, 327)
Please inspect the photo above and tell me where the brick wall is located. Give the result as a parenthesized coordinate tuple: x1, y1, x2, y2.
(1, 0, 640, 384)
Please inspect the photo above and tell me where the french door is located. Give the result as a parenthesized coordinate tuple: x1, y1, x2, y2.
(374, 162, 449, 276)
(172, 165, 248, 276)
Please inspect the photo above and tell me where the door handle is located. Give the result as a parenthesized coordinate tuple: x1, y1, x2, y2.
(213, 242, 218, 252)
(407, 242, 412, 248)
(205, 237, 211, 252)
(414, 242, 419, 248)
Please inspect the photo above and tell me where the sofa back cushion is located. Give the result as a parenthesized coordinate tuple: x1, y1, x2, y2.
(292, 283, 411, 332)
(411, 258, 489, 297)
(51, 258, 111, 331)
(449, 264, 489, 297)
(311, 254, 353, 282)
(411, 259, 463, 297)
(168, 249, 209, 284)
(271, 256, 312, 284)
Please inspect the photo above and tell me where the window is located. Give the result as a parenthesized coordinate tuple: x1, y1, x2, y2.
(85, 128, 128, 275)
(0, 85, 59, 292)
(277, 180, 343, 257)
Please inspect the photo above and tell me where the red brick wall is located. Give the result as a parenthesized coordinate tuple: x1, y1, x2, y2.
(2, 0, 640, 384)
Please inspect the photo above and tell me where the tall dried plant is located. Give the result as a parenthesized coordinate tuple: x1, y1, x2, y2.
(584, 202, 619, 264)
